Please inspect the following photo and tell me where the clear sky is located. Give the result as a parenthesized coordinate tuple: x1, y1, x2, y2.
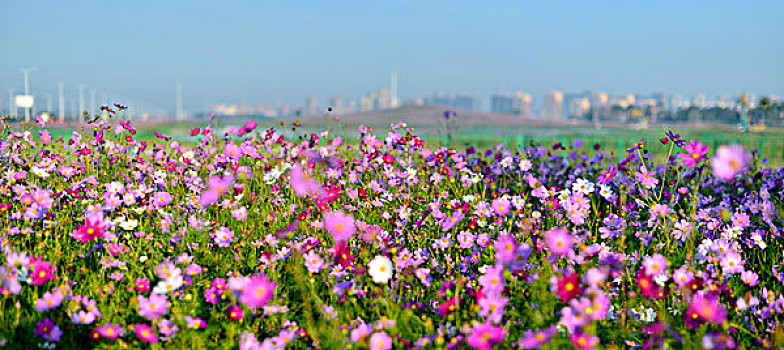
(1, 0, 783, 113)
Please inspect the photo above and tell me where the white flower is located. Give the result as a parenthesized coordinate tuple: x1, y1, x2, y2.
(572, 178, 594, 194)
(139, 256, 148, 262)
(500, 157, 513, 168)
(31, 167, 50, 178)
(367, 256, 394, 284)
(119, 219, 138, 231)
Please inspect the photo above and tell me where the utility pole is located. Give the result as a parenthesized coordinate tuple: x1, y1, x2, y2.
(58, 82, 65, 122)
(19, 67, 36, 122)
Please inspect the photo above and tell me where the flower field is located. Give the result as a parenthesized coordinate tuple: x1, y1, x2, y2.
(1, 110, 783, 349)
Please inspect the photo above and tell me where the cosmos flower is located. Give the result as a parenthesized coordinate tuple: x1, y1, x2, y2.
(239, 275, 276, 308)
(677, 140, 708, 167)
(517, 326, 556, 349)
(324, 210, 356, 242)
(368, 255, 394, 284)
(466, 322, 506, 350)
(711, 144, 752, 181)
(137, 293, 169, 321)
(545, 229, 573, 257)
(134, 324, 158, 344)
(34, 318, 62, 342)
(369, 332, 393, 350)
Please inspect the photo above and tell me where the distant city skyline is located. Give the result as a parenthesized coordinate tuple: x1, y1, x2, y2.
(1, 0, 783, 117)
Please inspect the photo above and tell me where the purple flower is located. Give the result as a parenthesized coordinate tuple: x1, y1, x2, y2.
(711, 144, 752, 182)
(442, 212, 464, 232)
(34, 318, 62, 342)
(517, 326, 556, 349)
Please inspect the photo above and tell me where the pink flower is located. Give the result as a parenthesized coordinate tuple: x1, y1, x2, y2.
(517, 326, 555, 349)
(711, 144, 752, 181)
(304, 250, 325, 273)
(72, 213, 109, 243)
(677, 140, 708, 167)
(34, 290, 63, 312)
(211, 226, 235, 247)
(741, 270, 759, 286)
(226, 304, 244, 321)
(152, 192, 172, 206)
(545, 229, 573, 257)
(642, 254, 668, 276)
(239, 275, 276, 308)
(491, 198, 511, 216)
(369, 332, 393, 350)
(635, 166, 659, 189)
(97, 323, 124, 340)
(466, 322, 506, 350)
(720, 251, 744, 274)
(290, 164, 322, 197)
(570, 332, 599, 350)
(224, 143, 243, 160)
(324, 210, 356, 242)
(137, 293, 169, 321)
(200, 175, 234, 206)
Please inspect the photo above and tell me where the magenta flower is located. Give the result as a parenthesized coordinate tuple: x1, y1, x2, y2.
(711, 144, 752, 181)
(677, 140, 708, 167)
(324, 210, 356, 242)
(369, 332, 393, 350)
(34, 318, 62, 342)
(545, 229, 573, 257)
(28, 256, 56, 286)
(239, 274, 276, 309)
(226, 304, 244, 321)
(200, 175, 234, 206)
(134, 277, 151, 292)
(134, 323, 158, 344)
(72, 213, 109, 243)
(689, 294, 727, 325)
(466, 322, 506, 350)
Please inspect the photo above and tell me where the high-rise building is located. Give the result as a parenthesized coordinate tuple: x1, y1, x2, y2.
(585, 91, 608, 107)
(568, 97, 590, 118)
(377, 88, 390, 110)
(670, 94, 683, 111)
(390, 72, 398, 108)
(692, 94, 706, 108)
(652, 92, 669, 111)
(304, 95, 318, 116)
(512, 92, 532, 117)
(329, 95, 343, 113)
(491, 93, 514, 114)
(542, 91, 563, 120)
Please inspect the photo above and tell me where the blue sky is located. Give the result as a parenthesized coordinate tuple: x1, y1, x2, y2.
(1, 0, 783, 113)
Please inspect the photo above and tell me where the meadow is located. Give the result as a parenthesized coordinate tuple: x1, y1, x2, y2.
(1, 109, 783, 349)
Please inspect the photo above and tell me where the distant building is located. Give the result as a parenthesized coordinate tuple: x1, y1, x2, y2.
(512, 92, 532, 117)
(652, 92, 668, 111)
(585, 91, 608, 107)
(542, 91, 563, 120)
(692, 94, 706, 108)
(491, 93, 514, 114)
(330, 95, 343, 113)
(670, 94, 683, 111)
(376, 88, 390, 110)
(568, 97, 590, 118)
(423, 93, 480, 111)
(609, 94, 635, 108)
(304, 95, 318, 116)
